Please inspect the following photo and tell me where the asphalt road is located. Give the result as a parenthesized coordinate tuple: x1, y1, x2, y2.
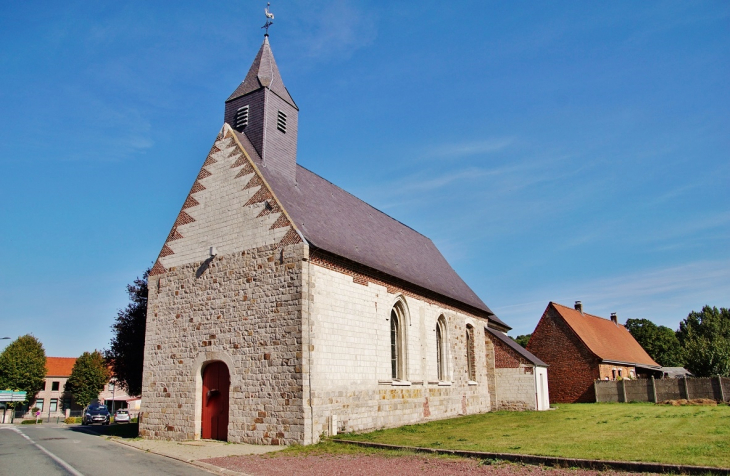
(0, 424, 209, 476)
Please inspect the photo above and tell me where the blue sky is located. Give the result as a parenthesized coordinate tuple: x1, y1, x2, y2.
(1, 1, 728, 357)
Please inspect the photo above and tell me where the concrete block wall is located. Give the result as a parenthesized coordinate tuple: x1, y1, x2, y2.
(304, 254, 493, 442)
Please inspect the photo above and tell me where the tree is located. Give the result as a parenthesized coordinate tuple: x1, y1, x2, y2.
(65, 351, 110, 408)
(511, 334, 531, 348)
(676, 306, 730, 377)
(625, 318, 683, 367)
(105, 269, 148, 396)
(0, 335, 46, 406)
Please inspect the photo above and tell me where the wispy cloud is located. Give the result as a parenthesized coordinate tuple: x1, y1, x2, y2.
(290, 1, 377, 61)
(426, 138, 515, 159)
(497, 259, 730, 335)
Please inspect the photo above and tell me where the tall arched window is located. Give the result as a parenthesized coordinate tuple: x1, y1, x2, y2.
(466, 324, 476, 381)
(390, 310, 400, 379)
(436, 316, 448, 381)
(390, 300, 408, 380)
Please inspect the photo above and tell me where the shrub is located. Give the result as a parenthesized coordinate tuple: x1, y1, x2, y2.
(64, 417, 82, 424)
(21, 419, 42, 425)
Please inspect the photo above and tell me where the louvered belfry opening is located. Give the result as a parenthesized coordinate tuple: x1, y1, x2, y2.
(277, 110, 287, 133)
(235, 105, 249, 128)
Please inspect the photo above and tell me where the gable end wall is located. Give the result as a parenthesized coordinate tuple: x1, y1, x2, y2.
(527, 306, 600, 403)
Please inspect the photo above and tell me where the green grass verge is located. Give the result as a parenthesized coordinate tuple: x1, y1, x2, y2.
(332, 403, 730, 468)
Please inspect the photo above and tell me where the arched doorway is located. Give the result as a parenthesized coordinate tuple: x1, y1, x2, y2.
(201, 361, 229, 441)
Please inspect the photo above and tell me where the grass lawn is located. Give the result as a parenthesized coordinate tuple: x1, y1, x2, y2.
(331, 403, 730, 468)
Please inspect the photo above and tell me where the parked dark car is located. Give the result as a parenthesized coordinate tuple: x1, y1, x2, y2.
(82, 404, 110, 425)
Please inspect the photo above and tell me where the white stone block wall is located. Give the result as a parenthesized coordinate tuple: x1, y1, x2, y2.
(304, 261, 493, 442)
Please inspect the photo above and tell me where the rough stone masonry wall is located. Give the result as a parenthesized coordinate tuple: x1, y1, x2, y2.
(527, 307, 600, 403)
(303, 252, 493, 443)
(141, 243, 307, 444)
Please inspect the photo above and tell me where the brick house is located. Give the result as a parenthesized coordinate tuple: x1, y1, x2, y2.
(140, 33, 548, 445)
(526, 301, 661, 403)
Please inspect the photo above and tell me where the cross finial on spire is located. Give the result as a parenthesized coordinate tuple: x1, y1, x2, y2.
(262, 2, 274, 36)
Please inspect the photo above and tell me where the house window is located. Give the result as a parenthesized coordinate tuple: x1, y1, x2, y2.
(35, 399, 44, 412)
(436, 316, 447, 381)
(50, 399, 58, 412)
(612, 369, 617, 380)
(390, 300, 408, 380)
(51, 381, 60, 391)
(466, 325, 476, 381)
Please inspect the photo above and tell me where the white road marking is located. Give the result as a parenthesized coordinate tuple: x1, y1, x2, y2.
(9, 426, 85, 476)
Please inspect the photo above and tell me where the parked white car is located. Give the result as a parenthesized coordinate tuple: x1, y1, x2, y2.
(114, 409, 130, 423)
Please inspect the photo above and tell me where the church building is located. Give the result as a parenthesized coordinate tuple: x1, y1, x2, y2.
(140, 32, 548, 445)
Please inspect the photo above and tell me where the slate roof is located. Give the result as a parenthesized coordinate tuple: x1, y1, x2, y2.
(550, 302, 660, 368)
(232, 129, 506, 328)
(46, 357, 76, 377)
(226, 36, 296, 108)
(485, 326, 547, 366)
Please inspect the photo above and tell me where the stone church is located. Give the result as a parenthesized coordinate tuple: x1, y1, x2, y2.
(140, 34, 549, 445)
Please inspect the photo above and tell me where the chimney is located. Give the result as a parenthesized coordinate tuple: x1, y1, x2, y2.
(574, 301, 583, 314)
(610, 313, 618, 325)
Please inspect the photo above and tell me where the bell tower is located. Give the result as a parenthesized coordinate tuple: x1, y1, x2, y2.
(224, 34, 299, 181)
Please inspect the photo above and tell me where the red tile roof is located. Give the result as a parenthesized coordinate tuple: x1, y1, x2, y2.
(45, 357, 76, 377)
(550, 302, 660, 368)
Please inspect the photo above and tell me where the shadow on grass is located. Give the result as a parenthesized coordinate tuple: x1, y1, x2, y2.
(69, 422, 139, 439)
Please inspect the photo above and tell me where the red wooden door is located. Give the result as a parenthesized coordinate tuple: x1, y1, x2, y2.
(201, 361, 229, 441)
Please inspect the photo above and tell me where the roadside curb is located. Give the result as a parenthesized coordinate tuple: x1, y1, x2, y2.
(106, 437, 252, 476)
(333, 439, 730, 475)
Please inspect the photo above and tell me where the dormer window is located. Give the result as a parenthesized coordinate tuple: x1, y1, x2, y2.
(235, 105, 249, 128)
(277, 110, 287, 133)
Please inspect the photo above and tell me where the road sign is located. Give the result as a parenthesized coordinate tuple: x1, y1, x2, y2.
(0, 390, 27, 402)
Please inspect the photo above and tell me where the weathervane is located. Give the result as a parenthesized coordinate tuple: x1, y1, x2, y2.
(262, 2, 274, 36)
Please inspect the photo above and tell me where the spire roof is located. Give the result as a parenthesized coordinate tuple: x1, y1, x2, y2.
(226, 36, 296, 108)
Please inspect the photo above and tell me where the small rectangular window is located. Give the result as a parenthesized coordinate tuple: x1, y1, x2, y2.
(35, 399, 44, 412)
(50, 399, 58, 412)
(51, 381, 60, 391)
(236, 105, 249, 128)
(277, 110, 287, 133)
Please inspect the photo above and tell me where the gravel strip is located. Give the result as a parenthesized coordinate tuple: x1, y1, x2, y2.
(203, 453, 660, 476)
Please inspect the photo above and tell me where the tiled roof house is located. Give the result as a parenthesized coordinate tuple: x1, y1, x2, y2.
(140, 33, 548, 445)
(527, 301, 661, 403)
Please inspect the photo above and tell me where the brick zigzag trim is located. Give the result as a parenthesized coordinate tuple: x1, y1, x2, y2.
(151, 131, 302, 277)
(150, 138, 223, 276)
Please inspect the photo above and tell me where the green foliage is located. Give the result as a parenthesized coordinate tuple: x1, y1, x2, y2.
(21, 419, 43, 424)
(511, 334, 531, 348)
(677, 306, 730, 377)
(65, 351, 110, 408)
(65, 416, 82, 424)
(625, 318, 683, 367)
(0, 335, 47, 405)
(105, 270, 148, 397)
